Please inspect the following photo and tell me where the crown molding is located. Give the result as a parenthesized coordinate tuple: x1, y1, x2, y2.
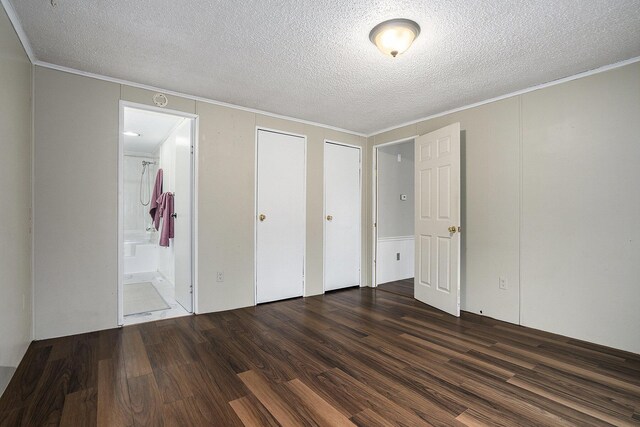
(1, 0, 35, 62)
(4, 0, 637, 139)
(368, 56, 640, 137)
(34, 60, 368, 138)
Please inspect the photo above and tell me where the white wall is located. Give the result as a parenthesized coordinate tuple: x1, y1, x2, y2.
(376, 237, 414, 284)
(32, 67, 367, 338)
(123, 154, 158, 233)
(156, 119, 191, 285)
(0, 2, 32, 391)
(368, 61, 640, 354)
(377, 141, 414, 238)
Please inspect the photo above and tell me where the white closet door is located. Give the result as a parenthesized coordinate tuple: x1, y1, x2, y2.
(415, 123, 461, 316)
(324, 142, 361, 291)
(256, 130, 306, 304)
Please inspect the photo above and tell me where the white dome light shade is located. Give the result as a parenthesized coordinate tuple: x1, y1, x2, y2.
(369, 19, 421, 57)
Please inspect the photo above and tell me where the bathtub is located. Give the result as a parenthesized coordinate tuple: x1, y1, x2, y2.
(124, 230, 158, 274)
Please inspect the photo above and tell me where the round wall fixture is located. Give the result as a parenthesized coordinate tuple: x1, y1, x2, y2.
(152, 93, 169, 107)
(369, 18, 421, 57)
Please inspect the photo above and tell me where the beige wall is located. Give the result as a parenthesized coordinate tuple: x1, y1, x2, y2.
(367, 61, 640, 354)
(370, 97, 521, 324)
(0, 3, 33, 377)
(519, 63, 640, 354)
(197, 108, 368, 312)
(34, 68, 120, 339)
(196, 102, 255, 312)
(30, 51, 639, 353)
(33, 67, 366, 338)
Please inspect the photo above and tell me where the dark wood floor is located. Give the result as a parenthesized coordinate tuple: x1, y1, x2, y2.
(1, 288, 639, 426)
(376, 278, 414, 298)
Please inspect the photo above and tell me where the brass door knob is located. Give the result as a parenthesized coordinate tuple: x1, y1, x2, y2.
(259, 214, 266, 222)
(326, 215, 333, 221)
(448, 225, 457, 233)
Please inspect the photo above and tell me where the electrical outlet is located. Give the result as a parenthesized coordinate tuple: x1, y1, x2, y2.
(216, 271, 224, 282)
(499, 277, 507, 290)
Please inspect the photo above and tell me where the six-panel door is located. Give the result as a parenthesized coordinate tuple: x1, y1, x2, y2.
(414, 123, 461, 316)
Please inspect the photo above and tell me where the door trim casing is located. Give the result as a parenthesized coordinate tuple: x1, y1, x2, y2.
(323, 140, 363, 293)
(117, 100, 199, 326)
(371, 135, 419, 287)
(254, 127, 308, 304)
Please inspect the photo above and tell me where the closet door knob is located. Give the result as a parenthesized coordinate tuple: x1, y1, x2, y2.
(171, 213, 177, 219)
(326, 215, 333, 221)
(259, 214, 266, 222)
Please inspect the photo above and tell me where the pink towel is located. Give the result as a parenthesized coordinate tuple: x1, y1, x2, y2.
(157, 192, 174, 247)
(149, 168, 163, 230)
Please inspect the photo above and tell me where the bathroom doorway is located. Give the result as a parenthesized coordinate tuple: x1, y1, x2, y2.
(118, 103, 197, 326)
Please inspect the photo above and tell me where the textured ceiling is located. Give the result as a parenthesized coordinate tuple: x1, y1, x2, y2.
(9, 0, 640, 134)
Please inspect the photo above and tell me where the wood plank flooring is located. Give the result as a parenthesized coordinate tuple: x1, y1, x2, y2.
(376, 279, 414, 298)
(1, 287, 639, 426)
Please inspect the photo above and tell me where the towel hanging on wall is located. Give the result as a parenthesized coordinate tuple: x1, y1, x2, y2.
(149, 168, 163, 230)
(157, 192, 174, 247)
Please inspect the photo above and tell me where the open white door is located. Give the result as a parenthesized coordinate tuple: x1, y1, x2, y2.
(174, 119, 193, 312)
(324, 142, 361, 291)
(256, 130, 306, 304)
(414, 123, 461, 316)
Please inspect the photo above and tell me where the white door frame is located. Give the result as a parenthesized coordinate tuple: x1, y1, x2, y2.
(371, 136, 418, 287)
(323, 140, 363, 293)
(254, 127, 307, 304)
(118, 100, 199, 326)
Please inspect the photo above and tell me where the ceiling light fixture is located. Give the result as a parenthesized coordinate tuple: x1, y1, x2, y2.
(369, 18, 421, 58)
(123, 131, 141, 137)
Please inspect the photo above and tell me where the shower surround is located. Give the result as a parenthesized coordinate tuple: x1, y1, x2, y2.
(123, 154, 159, 275)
